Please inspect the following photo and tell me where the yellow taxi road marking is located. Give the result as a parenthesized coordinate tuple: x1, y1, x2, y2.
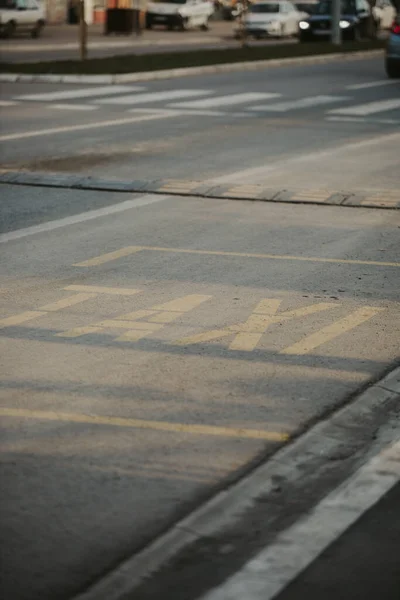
(73, 247, 144, 267)
(152, 294, 212, 312)
(64, 284, 142, 296)
(0, 408, 288, 441)
(281, 306, 384, 356)
(75, 245, 400, 268)
(56, 325, 104, 338)
(99, 320, 164, 331)
(0, 310, 47, 328)
(39, 293, 97, 311)
(177, 300, 338, 352)
(57, 294, 212, 340)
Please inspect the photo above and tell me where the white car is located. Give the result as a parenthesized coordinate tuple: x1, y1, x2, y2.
(0, 0, 45, 38)
(238, 0, 304, 38)
(373, 0, 396, 30)
(146, 0, 215, 31)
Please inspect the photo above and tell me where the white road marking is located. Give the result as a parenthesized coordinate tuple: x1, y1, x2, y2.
(209, 131, 400, 184)
(249, 95, 348, 112)
(329, 98, 400, 116)
(49, 103, 99, 111)
(13, 85, 143, 102)
(0, 111, 179, 142)
(202, 439, 400, 600)
(0, 195, 169, 244)
(0, 100, 19, 106)
(170, 92, 280, 109)
(346, 80, 400, 90)
(326, 116, 400, 125)
(94, 89, 212, 105)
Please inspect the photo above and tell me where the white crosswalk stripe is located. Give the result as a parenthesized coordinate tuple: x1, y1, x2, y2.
(94, 89, 212, 105)
(248, 95, 349, 112)
(329, 98, 400, 116)
(13, 85, 144, 102)
(346, 80, 400, 90)
(49, 103, 99, 111)
(169, 92, 280, 109)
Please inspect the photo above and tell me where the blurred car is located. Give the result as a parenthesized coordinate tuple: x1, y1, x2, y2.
(294, 0, 319, 17)
(145, 0, 214, 30)
(299, 0, 377, 42)
(385, 14, 400, 77)
(0, 0, 45, 38)
(373, 0, 396, 30)
(236, 0, 304, 38)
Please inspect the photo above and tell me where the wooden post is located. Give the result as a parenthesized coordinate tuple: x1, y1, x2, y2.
(79, 0, 88, 61)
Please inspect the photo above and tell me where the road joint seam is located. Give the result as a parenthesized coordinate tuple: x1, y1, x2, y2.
(0, 171, 398, 209)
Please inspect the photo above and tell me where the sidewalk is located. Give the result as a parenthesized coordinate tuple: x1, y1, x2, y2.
(276, 482, 400, 600)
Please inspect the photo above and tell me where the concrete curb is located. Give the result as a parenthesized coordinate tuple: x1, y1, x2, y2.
(0, 171, 398, 209)
(73, 364, 400, 600)
(0, 49, 383, 84)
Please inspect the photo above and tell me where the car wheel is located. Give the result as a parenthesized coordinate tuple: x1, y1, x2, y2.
(352, 25, 362, 41)
(200, 19, 209, 31)
(179, 17, 189, 31)
(385, 59, 400, 78)
(146, 18, 152, 29)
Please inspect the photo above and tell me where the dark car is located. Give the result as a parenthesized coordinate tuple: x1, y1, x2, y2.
(385, 14, 400, 77)
(299, 0, 377, 41)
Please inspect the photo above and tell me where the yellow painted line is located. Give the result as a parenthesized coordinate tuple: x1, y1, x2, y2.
(118, 309, 156, 321)
(39, 293, 96, 312)
(281, 306, 385, 355)
(74, 245, 400, 268)
(56, 325, 104, 338)
(0, 407, 288, 441)
(73, 246, 143, 267)
(98, 320, 164, 331)
(152, 294, 212, 312)
(64, 284, 142, 296)
(148, 311, 182, 324)
(0, 310, 47, 328)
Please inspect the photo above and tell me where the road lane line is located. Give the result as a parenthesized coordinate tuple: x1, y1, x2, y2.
(208, 131, 400, 184)
(0, 100, 19, 106)
(0, 111, 179, 142)
(0, 310, 47, 328)
(49, 104, 99, 111)
(202, 439, 400, 600)
(13, 85, 143, 102)
(0, 408, 289, 441)
(73, 246, 144, 267)
(346, 80, 400, 90)
(249, 95, 348, 112)
(0, 197, 168, 244)
(170, 93, 280, 109)
(76, 245, 400, 268)
(329, 98, 400, 116)
(94, 89, 212, 105)
(281, 306, 384, 355)
(39, 293, 97, 311)
(64, 285, 142, 296)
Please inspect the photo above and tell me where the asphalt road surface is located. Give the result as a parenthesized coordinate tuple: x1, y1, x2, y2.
(0, 55, 399, 600)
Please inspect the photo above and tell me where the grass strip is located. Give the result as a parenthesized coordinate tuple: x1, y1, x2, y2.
(0, 40, 385, 75)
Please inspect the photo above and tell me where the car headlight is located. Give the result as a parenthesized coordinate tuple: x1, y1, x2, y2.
(299, 21, 310, 30)
(340, 20, 351, 28)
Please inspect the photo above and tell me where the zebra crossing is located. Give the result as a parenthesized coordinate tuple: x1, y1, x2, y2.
(8, 81, 400, 123)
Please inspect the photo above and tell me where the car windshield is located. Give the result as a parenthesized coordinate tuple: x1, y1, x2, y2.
(314, 0, 356, 13)
(250, 3, 280, 13)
